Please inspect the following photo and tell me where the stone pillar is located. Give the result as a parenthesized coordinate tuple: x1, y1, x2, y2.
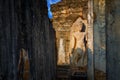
(94, 0, 106, 80)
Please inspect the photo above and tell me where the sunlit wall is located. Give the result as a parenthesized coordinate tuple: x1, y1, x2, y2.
(47, 0, 61, 18)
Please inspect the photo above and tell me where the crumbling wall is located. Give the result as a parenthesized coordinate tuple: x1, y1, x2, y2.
(51, 0, 88, 65)
(52, 0, 107, 80)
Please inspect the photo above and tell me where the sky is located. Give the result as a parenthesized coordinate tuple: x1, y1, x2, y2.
(47, 0, 61, 18)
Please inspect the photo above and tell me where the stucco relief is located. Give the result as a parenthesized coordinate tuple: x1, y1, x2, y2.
(69, 17, 87, 67)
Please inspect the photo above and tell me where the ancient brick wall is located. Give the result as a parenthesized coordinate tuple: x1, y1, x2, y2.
(52, 0, 107, 80)
(51, 0, 88, 64)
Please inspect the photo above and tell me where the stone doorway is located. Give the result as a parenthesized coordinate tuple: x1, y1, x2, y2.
(51, 0, 94, 79)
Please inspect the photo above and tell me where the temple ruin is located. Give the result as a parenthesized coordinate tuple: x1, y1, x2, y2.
(0, 0, 120, 80)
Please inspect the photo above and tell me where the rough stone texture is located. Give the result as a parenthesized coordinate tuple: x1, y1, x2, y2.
(94, 0, 106, 80)
(1, 0, 120, 80)
(106, 0, 120, 80)
(51, 0, 88, 30)
(52, 0, 107, 80)
(51, 0, 88, 65)
(95, 69, 106, 80)
(0, 0, 56, 80)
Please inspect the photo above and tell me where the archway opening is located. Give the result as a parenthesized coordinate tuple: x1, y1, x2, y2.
(50, 0, 94, 79)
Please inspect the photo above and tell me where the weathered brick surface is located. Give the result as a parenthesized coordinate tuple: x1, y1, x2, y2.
(51, 0, 88, 64)
(52, 0, 107, 79)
